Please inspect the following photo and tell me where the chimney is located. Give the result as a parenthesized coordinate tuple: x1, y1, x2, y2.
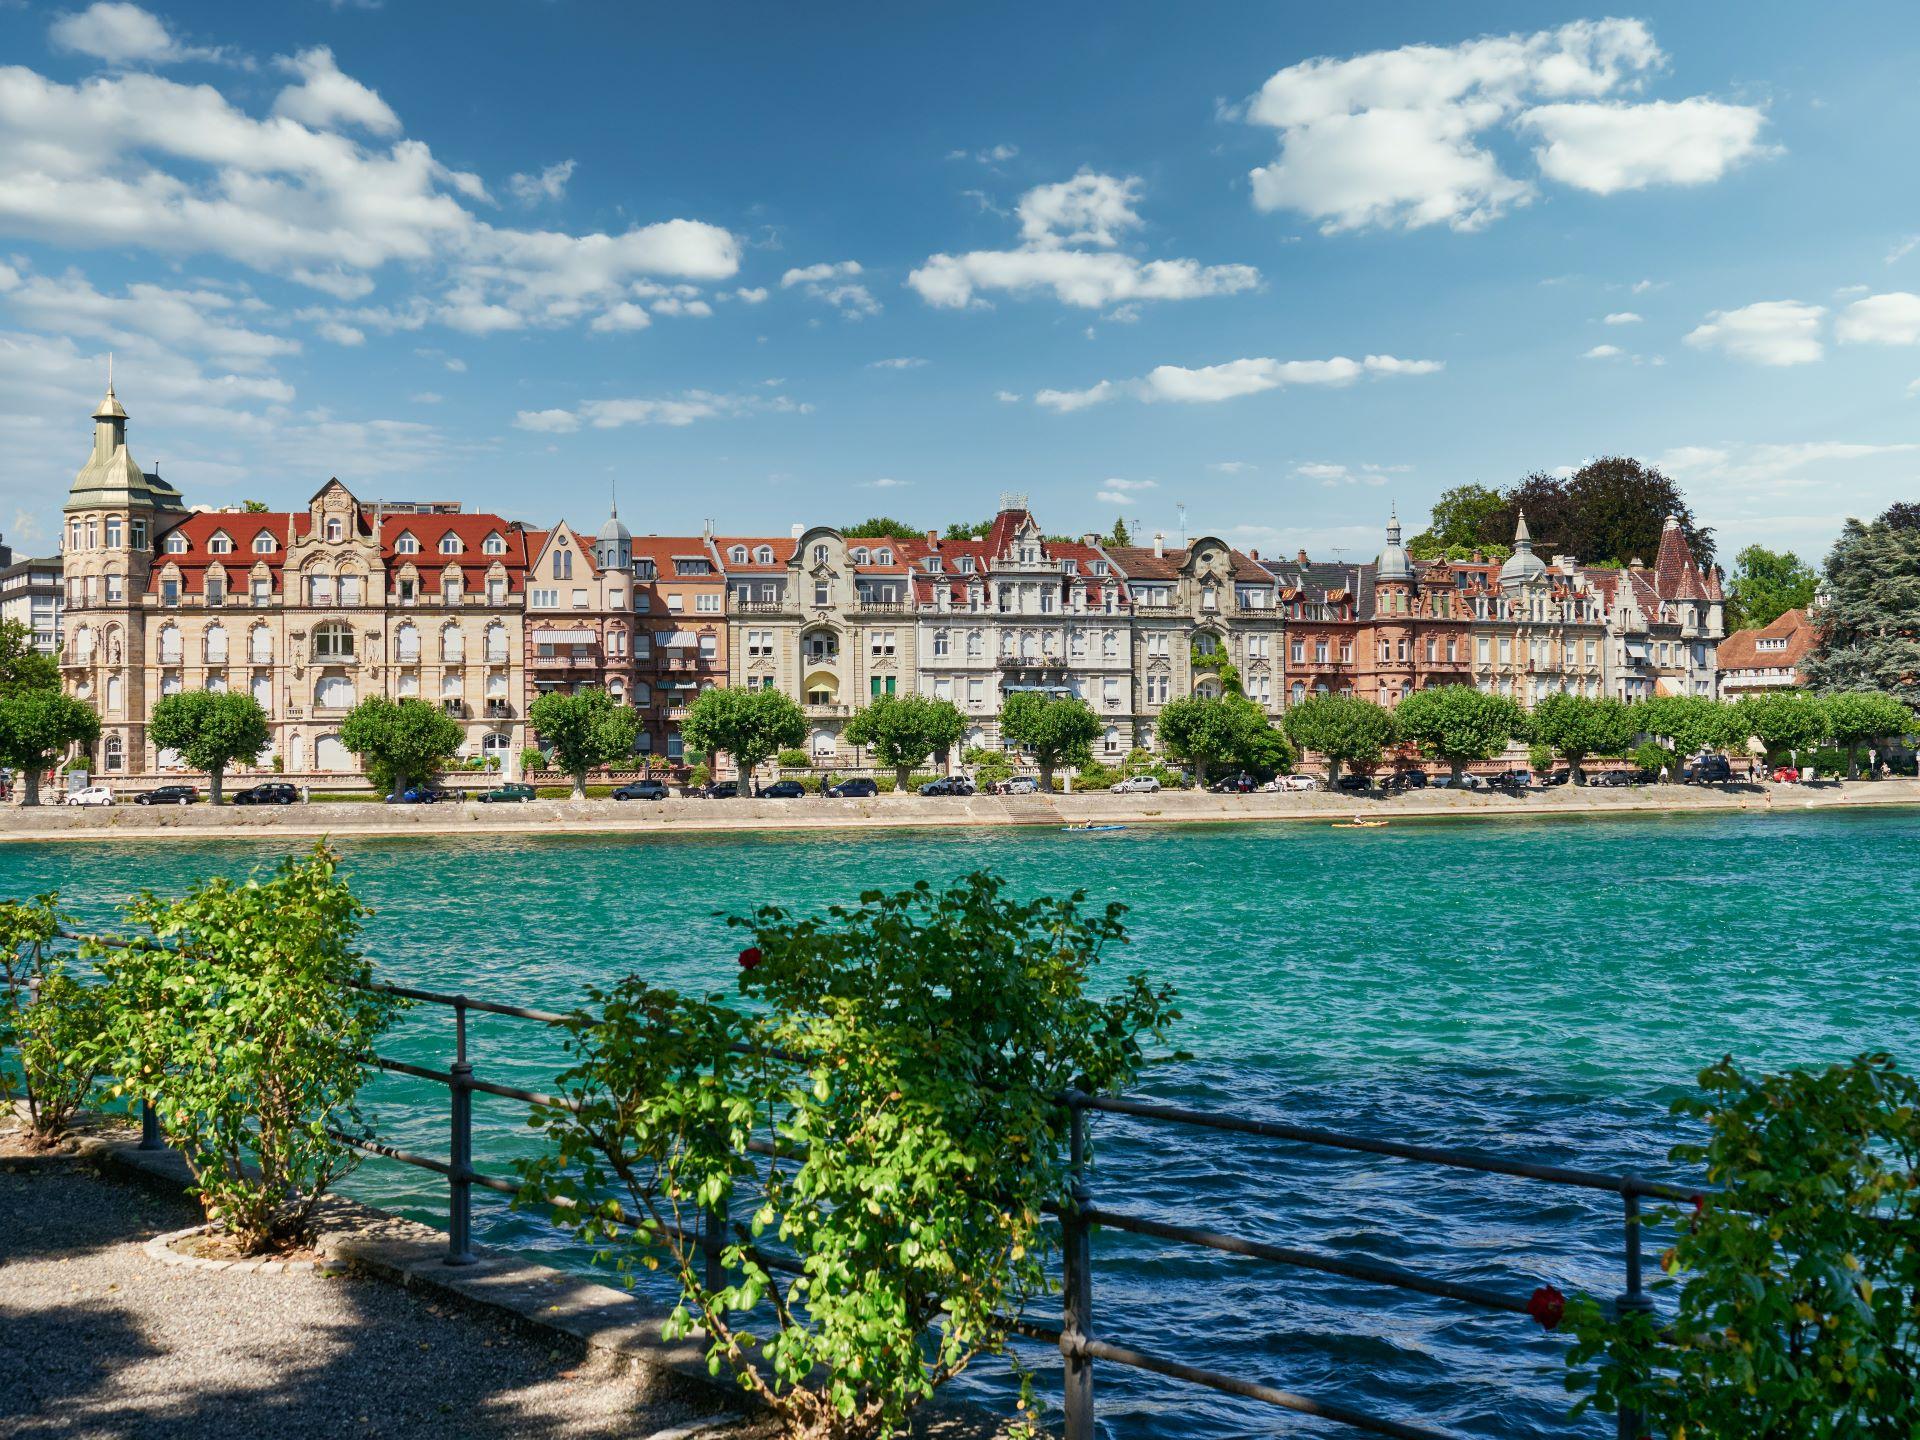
(703, 518, 713, 539)
(1554, 553, 1576, 570)
(1082, 533, 1098, 547)
(790, 523, 803, 540)
(1296, 548, 1309, 564)
(926, 529, 938, 546)
(1629, 557, 1644, 571)
(1248, 548, 1260, 561)
(1153, 531, 1165, 559)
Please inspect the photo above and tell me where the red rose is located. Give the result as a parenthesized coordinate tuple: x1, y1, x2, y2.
(1690, 1194, 1706, 1218)
(738, 946, 763, 970)
(1526, 1285, 1566, 1330)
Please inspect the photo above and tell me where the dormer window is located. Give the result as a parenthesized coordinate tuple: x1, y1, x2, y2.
(812, 544, 829, 566)
(1060, 558, 1076, 575)
(729, 546, 748, 563)
(325, 518, 344, 542)
(754, 546, 774, 564)
(875, 549, 893, 565)
(957, 557, 976, 573)
(850, 547, 870, 564)
(395, 533, 419, 554)
(439, 533, 463, 555)
(1091, 560, 1108, 575)
(482, 532, 506, 555)
(167, 534, 188, 554)
(208, 532, 233, 555)
(925, 557, 943, 573)
(252, 531, 275, 554)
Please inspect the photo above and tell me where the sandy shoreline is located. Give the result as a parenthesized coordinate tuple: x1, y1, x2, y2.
(3, 777, 1914, 843)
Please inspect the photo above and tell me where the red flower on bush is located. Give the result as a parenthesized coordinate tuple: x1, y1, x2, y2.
(738, 946, 763, 970)
(1526, 1284, 1566, 1330)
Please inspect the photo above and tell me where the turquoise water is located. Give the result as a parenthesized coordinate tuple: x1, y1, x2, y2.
(9, 810, 1918, 1437)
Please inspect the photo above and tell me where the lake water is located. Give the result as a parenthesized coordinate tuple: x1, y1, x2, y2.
(9, 809, 1917, 1438)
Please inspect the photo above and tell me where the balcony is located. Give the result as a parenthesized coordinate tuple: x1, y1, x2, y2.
(804, 703, 852, 718)
(530, 651, 602, 670)
(1131, 603, 1183, 618)
(484, 699, 515, 719)
(999, 656, 1066, 671)
(851, 598, 914, 615)
(653, 655, 705, 673)
(733, 599, 795, 615)
(441, 699, 469, 719)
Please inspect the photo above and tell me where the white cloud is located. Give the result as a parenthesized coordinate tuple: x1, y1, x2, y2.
(1208, 461, 1255, 474)
(1658, 440, 1920, 495)
(1296, 461, 1398, 487)
(1630, 278, 1661, 294)
(506, 159, 575, 206)
(1885, 235, 1919, 265)
(1584, 343, 1624, 359)
(1519, 98, 1772, 194)
(1835, 292, 1920, 346)
(315, 320, 363, 346)
(1684, 300, 1826, 366)
(994, 389, 1021, 403)
(911, 171, 1260, 309)
(651, 296, 712, 318)
(589, 302, 652, 332)
(4, 269, 298, 370)
(272, 46, 400, 135)
(1098, 478, 1157, 493)
(1018, 169, 1142, 247)
(1036, 353, 1440, 411)
(868, 356, 927, 370)
(781, 260, 880, 317)
(512, 407, 578, 433)
(409, 390, 442, 404)
(512, 389, 813, 433)
(1242, 19, 1766, 233)
(48, 3, 228, 67)
(864, 477, 909, 488)
(1603, 311, 1642, 324)
(733, 286, 768, 303)
(949, 143, 1018, 164)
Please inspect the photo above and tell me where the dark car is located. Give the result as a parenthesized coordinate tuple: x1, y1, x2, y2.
(824, 776, 878, 798)
(1492, 769, 1534, 789)
(385, 785, 451, 804)
(1334, 773, 1373, 793)
(611, 779, 669, 801)
(1683, 755, 1733, 784)
(232, 781, 297, 806)
(135, 784, 198, 806)
(919, 776, 976, 797)
(1209, 772, 1255, 794)
(1543, 769, 1571, 787)
(477, 782, 536, 803)
(759, 779, 807, 798)
(1590, 769, 1637, 787)
(698, 780, 739, 799)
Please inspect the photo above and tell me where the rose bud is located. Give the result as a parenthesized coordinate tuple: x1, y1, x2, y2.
(738, 946, 763, 970)
(1526, 1285, 1566, 1330)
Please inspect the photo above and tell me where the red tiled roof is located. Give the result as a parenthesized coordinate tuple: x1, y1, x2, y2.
(148, 508, 535, 594)
(1717, 608, 1815, 672)
(710, 536, 796, 574)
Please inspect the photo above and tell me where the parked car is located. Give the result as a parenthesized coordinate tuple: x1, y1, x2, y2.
(1590, 769, 1638, 787)
(1334, 773, 1374, 793)
(1428, 773, 1484, 790)
(611, 779, 669, 801)
(1209, 772, 1256, 794)
(698, 780, 739, 799)
(759, 779, 807, 798)
(64, 785, 114, 807)
(994, 775, 1040, 796)
(1391, 769, 1428, 790)
(1543, 770, 1571, 787)
(232, 781, 298, 806)
(1683, 755, 1733, 785)
(1771, 765, 1801, 784)
(1491, 769, 1535, 789)
(1110, 775, 1161, 794)
(385, 785, 452, 804)
(477, 782, 536, 803)
(1262, 774, 1319, 792)
(823, 776, 878, 798)
(135, 784, 199, 806)
(919, 776, 976, 797)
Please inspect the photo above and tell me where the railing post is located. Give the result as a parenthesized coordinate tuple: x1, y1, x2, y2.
(445, 997, 477, 1267)
(138, 1098, 161, 1150)
(1060, 1089, 1095, 1440)
(1613, 1190, 1653, 1440)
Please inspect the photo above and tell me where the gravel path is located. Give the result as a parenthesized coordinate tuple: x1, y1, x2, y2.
(0, 1165, 743, 1440)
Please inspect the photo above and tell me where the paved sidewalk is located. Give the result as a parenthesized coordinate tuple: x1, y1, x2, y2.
(0, 1165, 744, 1440)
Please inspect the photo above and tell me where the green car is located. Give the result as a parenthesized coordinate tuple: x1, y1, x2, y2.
(477, 782, 536, 804)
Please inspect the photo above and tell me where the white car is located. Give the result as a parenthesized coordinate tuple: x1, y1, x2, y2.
(1110, 775, 1161, 794)
(64, 785, 114, 807)
(1263, 774, 1319, 792)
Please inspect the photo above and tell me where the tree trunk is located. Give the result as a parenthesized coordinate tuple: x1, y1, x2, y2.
(391, 770, 409, 802)
(1327, 756, 1343, 787)
(209, 766, 225, 805)
(1570, 756, 1585, 786)
(22, 768, 39, 807)
(1449, 759, 1465, 783)
(895, 763, 910, 792)
(1847, 744, 1860, 781)
(1193, 758, 1208, 789)
(1037, 760, 1054, 792)
(572, 772, 588, 800)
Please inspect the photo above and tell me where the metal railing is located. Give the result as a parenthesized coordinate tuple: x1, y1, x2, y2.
(7, 961, 1686, 1439)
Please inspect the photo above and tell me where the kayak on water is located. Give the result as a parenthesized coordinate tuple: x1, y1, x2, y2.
(1061, 824, 1128, 832)
(1331, 819, 1389, 829)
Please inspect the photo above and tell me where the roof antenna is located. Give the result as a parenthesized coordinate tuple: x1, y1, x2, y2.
(1177, 502, 1187, 547)
(107, 350, 114, 389)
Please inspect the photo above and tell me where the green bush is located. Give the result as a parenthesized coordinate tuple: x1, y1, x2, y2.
(0, 893, 106, 1146)
(517, 873, 1178, 1439)
(520, 747, 546, 775)
(89, 845, 403, 1253)
(1563, 1054, 1920, 1437)
(1076, 760, 1122, 790)
(1528, 742, 1554, 773)
(776, 749, 813, 769)
(687, 763, 711, 788)
(967, 747, 1015, 788)
(1632, 742, 1676, 778)
(1808, 747, 1850, 777)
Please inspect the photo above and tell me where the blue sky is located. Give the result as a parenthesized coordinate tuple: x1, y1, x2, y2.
(4, 2, 1917, 568)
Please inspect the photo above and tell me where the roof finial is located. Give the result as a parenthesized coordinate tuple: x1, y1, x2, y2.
(107, 350, 114, 391)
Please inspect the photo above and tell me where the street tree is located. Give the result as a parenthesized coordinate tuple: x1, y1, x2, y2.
(1526, 693, 1634, 785)
(0, 690, 101, 805)
(1392, 685, 1528, 783)
(0, 620, 59, 697)
(1725, 545, 1818, 632)
(1803, 506, 1920, 704)
(1733, 692, 1829, 771)
(1820, 691, 1915, 779)
(680, 687, 806, 796)
(338, 696, 463, 799)
(528, 689, 642, 799)
(149, 690, 270, 803)
(1157, 693, 1252, 788)
(844, 694, 966, 792)
(1281, 694, 1396, 786)
(1633, 695, 1743, 761)
(998, 691, 1099, 792)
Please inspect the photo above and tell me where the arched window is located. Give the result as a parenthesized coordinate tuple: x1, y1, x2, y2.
(314, 674, 354, 708)
(103, 734, 124, 771)
(167, 533, 188, 554)
(106, 675, 123, 714)
(395, 532, 420, 554)
(482, 532, 505, 555)
(754, 546, 774, 564)
(395, 622, 419, 662)
(812, 544, 829, 566)
(325, 518, 344, 542)
(253, 531, 275, 553)
(966, 630, 982, 658)
(208, 531, 232, 554)
(157, 625, 183, 664)
(875, 548, 893, 565)
(73, 626, 94, 663)
(440, 625, 464, 662)
(484, 623, 508, 663)
(439, 532, 463, 555)
(729, 546, 748, 563)
(313, 620, 355, 660)
(850, 547, 870, 564)
(204, 625, 228, 663)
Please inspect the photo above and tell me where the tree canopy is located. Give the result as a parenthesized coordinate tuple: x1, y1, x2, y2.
(943, 520, 992, 541)
(680, 687, 806, 794)
(1803, 507, 1920, 704)
(1820, 692, 1915, 778)
(338, 696, 463, 798)
(1632, 695, 1743, 758)
(840, 517, 923, 540)
(1412, 460, 1711, 568)
(1725, 545, 1818, 632)
(1409, 484, 1509, 561)
(1281, 694, 1396, 785)
(1526, 693, 1634, 784)
(1392, 685, 1529, 780)
(0, 620, 59, 697)
(1732, 691, 1828, 765)
(149, 689, 270, 803)
(1155, 692, 1283, 787)
(1106, 516, 1132, 547)
(528, 689, 641, 798)
(998, 691, 1099, 790)
(0, 690, 101, 805)
(844, 694, 966, 790)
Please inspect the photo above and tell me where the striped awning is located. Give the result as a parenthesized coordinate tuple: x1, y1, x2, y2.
(534, 629, 597, 643)
(661, 630, 699, 647)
